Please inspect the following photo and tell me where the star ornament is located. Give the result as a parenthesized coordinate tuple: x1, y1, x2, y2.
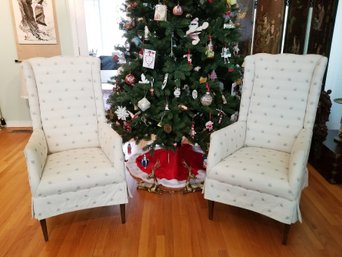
(115, 106, 130, 121)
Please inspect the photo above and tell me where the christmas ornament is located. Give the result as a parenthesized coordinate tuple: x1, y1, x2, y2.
(123, 121, 132, 132)
(124, 19, 135, 30)
(224, 19, 235, 29)
(162, 73, 169, 89)
(201, 92, 213, 106)
(174, 87, 181, 98)
(206, 36, 215, 58)
(190, 121, 196, 139)
(183, 49, 192, 65)
(150, 85, 155, 96)
(209, 70, 217, 80)
(173, 4, 183, 16)
(163, 124, 172, 133)
(185, 18, 209, 45)
(227, 64, 235, 72)
(154, 4, 167, 21)
(144, 26, 150, 40)
(201, 83, 213, 106)
(128, 2, 138, 9)
(233, 43, 240, 55)
(125, 73, 136, 85)
(221, 47, 231, 63)
(139, 73, 150, 84)
(150, 78, 155, 96)
(199, 76, 207, 84)
(192, 89, 198, 99)
(141, 154, 149, 168)
(138, 97, 151, 111)
(131, 36, 141, 47)
(208, 0, 214, 3)
(227, 0, 237, 5)
(194, 66, 201, 72)
(205, 120, 214, 131)
(165, 103, 170, 111)
(178, 104, 188, 111)
(127, 143, 132, 155)
(230, 111, 239, 122)
(139, 48, 144, 59)
(143, 49, 156, 69)
(221, 94, 227, 104)
(217, 109, 226, 124)
(170, 32, 177, 60)
(115, 106, 130, 120)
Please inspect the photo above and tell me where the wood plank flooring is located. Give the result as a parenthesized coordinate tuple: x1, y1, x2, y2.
(0, 127, 341, 257)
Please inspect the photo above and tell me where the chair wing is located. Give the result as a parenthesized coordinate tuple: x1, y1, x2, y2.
(22, 56, 128, 241)
(204, 53, 327, 244)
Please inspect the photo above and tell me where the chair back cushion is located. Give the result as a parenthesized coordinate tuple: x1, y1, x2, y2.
(240, 53, 327, 152)
(23, 56, 106, 153)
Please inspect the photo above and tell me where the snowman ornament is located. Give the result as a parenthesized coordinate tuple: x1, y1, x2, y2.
(185, 18, 209, 45)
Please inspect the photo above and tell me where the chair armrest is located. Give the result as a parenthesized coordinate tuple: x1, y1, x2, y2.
(288, 129, 312, 196)
(207, 121, 246, 172)
(98, 123, 125, 175)
(24, 129, 48, 196)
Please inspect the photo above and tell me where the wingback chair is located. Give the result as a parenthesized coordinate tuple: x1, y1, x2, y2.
(204, 53, 328, 244)
(22, 56, 128, 241)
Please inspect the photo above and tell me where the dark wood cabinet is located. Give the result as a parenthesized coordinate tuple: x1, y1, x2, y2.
(310, 130, 342, 184)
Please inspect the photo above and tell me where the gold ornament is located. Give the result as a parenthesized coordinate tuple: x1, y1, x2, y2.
(163, 124, 172, 133)
(199, 76, 208, 84)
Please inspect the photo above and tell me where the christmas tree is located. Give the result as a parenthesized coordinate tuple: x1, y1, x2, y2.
(107, 0, 243, 153)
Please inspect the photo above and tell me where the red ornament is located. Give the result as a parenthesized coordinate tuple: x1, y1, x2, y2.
(172, 4, 183, 16)
(139, 48, 144, 59)
(125, 73, 136, 85)
(127, 143, 132, 155)
(208, 0, 214, 3)
(123, 121, 132, 132)
(128, 2, 138, 9)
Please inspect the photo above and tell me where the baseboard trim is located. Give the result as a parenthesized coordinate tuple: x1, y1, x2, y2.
(5, 120, 32, 127)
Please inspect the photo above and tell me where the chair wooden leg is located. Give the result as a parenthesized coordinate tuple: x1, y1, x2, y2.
(120, 204, 126, 224)
(39, 219, 48, 241)
(282, 224, 291, 245)
(208, 200, 214, 220)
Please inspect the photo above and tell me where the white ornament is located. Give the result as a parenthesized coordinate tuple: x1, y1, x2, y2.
(185, 18, 209, 45)
(144, 26, 150, 40)
(201, 92, 213, 106)
(139, 73, 150, 84)
(224, 20, 235, 29)
(174, 87, 181, 98)
(115, 106, 130, 121)
(154, 4, 167, 21)
(162, 73, 169, 89)
(192, 89, 198, 99)
(221, 47, 231, 64)
(143, 49, 156, 69)
(138, 97, 151, 112)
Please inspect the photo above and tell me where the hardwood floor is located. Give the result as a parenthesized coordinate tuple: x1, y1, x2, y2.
(0, 127, 341, 257)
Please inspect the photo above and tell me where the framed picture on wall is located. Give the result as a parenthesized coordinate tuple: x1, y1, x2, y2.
(11, 0, 57, 45)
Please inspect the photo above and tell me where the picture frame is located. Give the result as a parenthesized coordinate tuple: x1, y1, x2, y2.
(11, 0, 57, 45)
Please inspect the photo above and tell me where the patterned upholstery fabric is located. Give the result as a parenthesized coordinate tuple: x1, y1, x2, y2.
(204, 53, 327, 224)
(22, 56, 128, 220)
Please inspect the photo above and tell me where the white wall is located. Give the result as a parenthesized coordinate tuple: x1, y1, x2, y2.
(326, 1, 342, 130)
(1, 0, 341, 128)
(0, 0, 75, 127)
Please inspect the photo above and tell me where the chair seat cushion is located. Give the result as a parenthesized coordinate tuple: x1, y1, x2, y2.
(36, 148, 124, 197)
(208, 146, 295, 200)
